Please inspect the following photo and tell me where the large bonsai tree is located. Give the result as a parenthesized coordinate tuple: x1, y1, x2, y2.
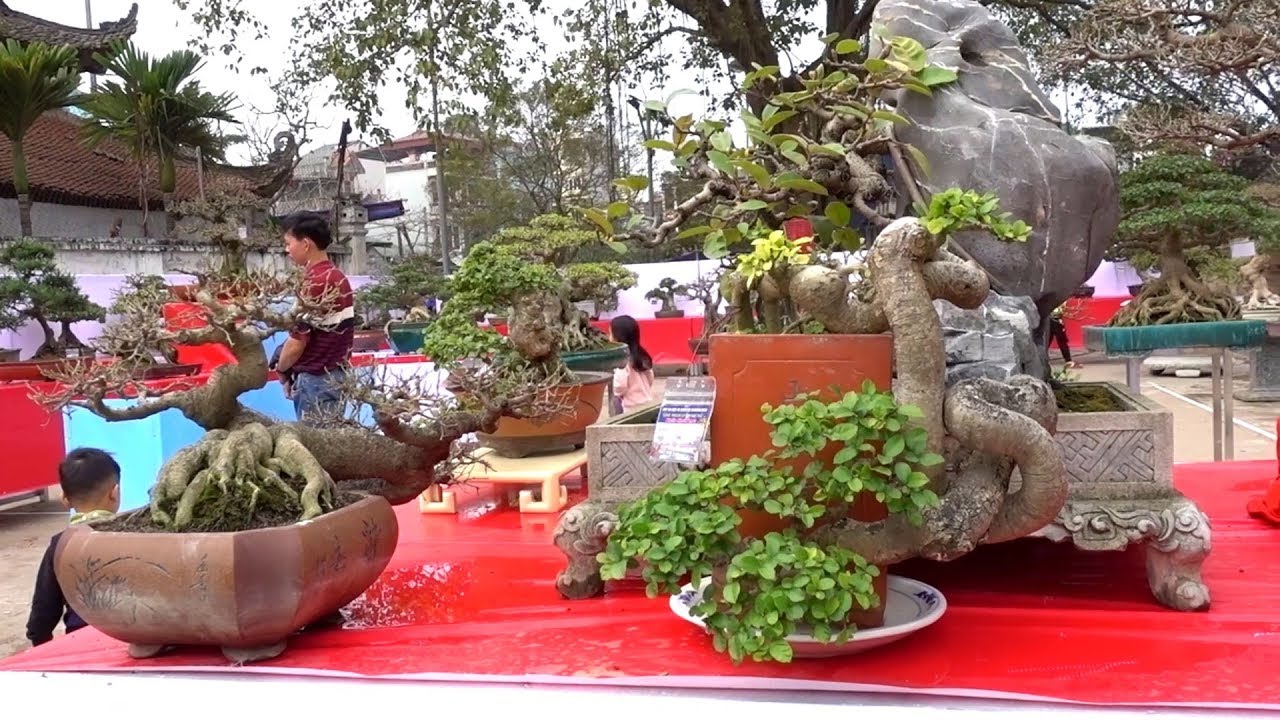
(1107, 153, 1280, 327)
(356, 253, 449, 327)
(0, 241, 105, 358)
(570, 35, 1080, 593)
(39, 267, 545, 533)
(485, 214, 636, 349)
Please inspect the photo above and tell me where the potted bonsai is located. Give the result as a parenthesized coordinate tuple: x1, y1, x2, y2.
(355, 253, 448, 354)
(34, 266, 535, 662)
(1106, 153, 1280, 326)
(0, 288, 22, 363)
(486, 214, 635, 372)
(555, 36, 1067, 617)
(97, 274, 198, 380)
(645, 277, 686, 318)
(599, 381, 942, 662)
(679, 270, 728, 357)
(0, 241, 105, 376)
(423, 240, 612, 458)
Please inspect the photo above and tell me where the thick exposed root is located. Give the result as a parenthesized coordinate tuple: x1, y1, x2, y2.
(149, 423, 341, 532)
(1111, 274, 1241, 326)
(805, 218, 1065, 565)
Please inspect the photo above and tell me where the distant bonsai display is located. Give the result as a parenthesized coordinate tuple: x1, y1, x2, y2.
(0, 241, 105, 358)
(356, 253, 449, 327)
(168, 190, 279, 273)
(1107, 153, 1280, 326)
(644, 277, 686, 318)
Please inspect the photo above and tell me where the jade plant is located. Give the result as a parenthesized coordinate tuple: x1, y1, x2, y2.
(599, 381, 941, 663)
(644, 277, 686, 317)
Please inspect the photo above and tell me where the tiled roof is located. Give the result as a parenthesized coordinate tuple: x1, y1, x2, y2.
(0, 110, 250, 211)
(0, 2, 138, 73)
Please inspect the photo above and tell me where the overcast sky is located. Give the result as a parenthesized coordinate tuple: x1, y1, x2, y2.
(13, 0, 760, 165)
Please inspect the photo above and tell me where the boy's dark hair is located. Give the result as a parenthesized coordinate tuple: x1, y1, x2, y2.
(58, 448, 120, 502)
(280, 211, 333, 250)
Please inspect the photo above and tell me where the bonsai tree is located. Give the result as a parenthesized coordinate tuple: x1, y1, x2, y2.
(560, 36, 1093, 621)
(0, 241, 105, 358)
(600, 382, 941, 663)
(564, 262, 638, 317)
(356, 253, 449, 327)
(0, 40, 82, 237)
(38, 265, 543, 533)
(484, 214, 634, 350)
(644, 277, 686, 318)
(101, 274, 179, 365)
(1107, 153, 1280, 326)
(168, 190, 279, 273)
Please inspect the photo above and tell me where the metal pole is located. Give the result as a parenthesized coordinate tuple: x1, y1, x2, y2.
(196, 147, 205, 202)
(85, 0, 97, 91)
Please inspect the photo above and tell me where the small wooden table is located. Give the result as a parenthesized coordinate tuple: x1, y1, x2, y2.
(419, 447, 586, 514)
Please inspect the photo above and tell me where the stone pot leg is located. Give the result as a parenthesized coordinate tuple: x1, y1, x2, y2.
(553, 501, 618, 600)
(1044, 494, 1211, 612)
(222, 640, 288, 664)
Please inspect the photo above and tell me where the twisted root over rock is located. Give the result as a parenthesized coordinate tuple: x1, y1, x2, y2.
(149, 423, 339, 532)
(792, 217, 1066, 563)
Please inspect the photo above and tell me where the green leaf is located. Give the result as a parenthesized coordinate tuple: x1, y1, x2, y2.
(884, 435, 906, 458)
(768, 642, 794, 663)
(835, 39, 862, 55)
(871, 109, 909, 124)
(777, 176, 828, 195)
(916, 66, 958, 87)
(606, 201, 630, 219)
(707, 150, 735, 175)
(735, 159, 773, 189)
(582, 208, 612, 236)
(737, 199, 769, 211)
(643, 139, 677, 152)
(606, 241, 628, 254)
(722, 581, 740, 604)
(864, 58, 889, 73)
(711, 131, 733, 152)
(614, 175, 649, 192)
(676, 224, 713, 240)
(918, 452, 944, 467)
(762, 109, 798, 132)
(825, 201, 852, 227)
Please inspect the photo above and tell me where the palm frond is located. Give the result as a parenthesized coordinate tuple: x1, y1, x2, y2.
(0, 40, 82, 141)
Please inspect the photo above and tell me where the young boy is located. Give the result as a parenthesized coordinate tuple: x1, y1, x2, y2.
(26, 448, 122, 647)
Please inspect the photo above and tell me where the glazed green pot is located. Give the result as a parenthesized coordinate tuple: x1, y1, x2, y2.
(386, 321, 433, 354)
(562, 342, 628, 373)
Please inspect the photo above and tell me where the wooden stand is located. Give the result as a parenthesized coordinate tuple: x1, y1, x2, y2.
(419, 447, 586, 514)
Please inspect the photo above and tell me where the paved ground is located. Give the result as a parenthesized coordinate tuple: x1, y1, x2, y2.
(0, 353, 1274, 659)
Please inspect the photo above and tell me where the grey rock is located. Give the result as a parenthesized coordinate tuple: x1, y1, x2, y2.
(936, 291, 1044, 385)
(870, 0, 1120, 331)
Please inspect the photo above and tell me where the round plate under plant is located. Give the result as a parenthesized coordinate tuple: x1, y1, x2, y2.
(668, 575, 947, 659)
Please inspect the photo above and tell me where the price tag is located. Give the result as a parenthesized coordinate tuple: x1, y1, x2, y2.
(650, 377, 716, 465)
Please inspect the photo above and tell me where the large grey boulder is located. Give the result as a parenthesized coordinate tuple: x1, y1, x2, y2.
(870, 0, 1120, 335)
(936, 291, 1044, 386)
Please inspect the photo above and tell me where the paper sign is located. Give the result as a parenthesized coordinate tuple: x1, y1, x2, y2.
(650, 377, 716, 465)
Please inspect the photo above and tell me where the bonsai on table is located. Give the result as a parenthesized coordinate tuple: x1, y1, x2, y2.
(0, 240, 105, 359)
(33, 266, 541, 661)
(556, 33, 1071, 662)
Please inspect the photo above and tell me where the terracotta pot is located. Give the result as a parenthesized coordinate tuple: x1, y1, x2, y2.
(353, 329, 389, 353)
(688, 338, 709, 357)
(709, 332, 895, 628)
(53, 495, 399, 662)
(655, 309, 685, 319)
(465, 371, 611, 458)
(0, 348, 19, 363)
(1071, 285, 1096, 298)
(130, 362, 202, 381)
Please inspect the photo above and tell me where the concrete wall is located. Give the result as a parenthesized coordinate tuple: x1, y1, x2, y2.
(0, 198, 167, 240)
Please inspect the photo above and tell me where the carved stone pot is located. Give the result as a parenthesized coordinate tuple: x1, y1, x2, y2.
(53, 495, 399, 662)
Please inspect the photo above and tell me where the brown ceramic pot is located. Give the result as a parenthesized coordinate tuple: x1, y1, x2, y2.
(53, 495, 399, 662)
(708, 332, 895, 628)
(470, 371, 611, 458)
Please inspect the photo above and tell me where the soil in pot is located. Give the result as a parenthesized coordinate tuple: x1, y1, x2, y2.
(98, 486, 367, 534)
(1055, 384, 1126, 413)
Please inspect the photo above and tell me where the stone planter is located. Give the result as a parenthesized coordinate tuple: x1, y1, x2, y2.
(54, 495, 399, 662)
(1032, 381, 1210, 612)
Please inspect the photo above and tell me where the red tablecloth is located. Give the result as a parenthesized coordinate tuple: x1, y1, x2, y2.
(6, 460, 1279, 710)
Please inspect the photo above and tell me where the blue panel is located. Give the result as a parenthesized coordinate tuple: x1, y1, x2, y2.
(64, 402, 166, 513)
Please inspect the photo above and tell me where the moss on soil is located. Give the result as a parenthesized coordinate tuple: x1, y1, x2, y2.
(93, 484, 364, 534)
(1055, 385, 1126, 413)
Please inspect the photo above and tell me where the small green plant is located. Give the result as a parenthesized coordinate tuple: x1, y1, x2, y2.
(916, 188, 1032, 242)
(644, 277, 686, 315)
(737, 228, 812, 286)
(599, 380, 941, 664)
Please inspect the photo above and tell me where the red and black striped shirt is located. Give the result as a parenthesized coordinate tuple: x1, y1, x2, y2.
(290, 259, 354, 374)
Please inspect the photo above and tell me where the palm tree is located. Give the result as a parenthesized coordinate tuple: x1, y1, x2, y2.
(0, 40, 82, 236)
(80, 42, 237, 235)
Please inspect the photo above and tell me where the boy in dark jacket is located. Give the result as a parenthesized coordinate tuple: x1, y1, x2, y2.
(26, 448, 122, 647)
